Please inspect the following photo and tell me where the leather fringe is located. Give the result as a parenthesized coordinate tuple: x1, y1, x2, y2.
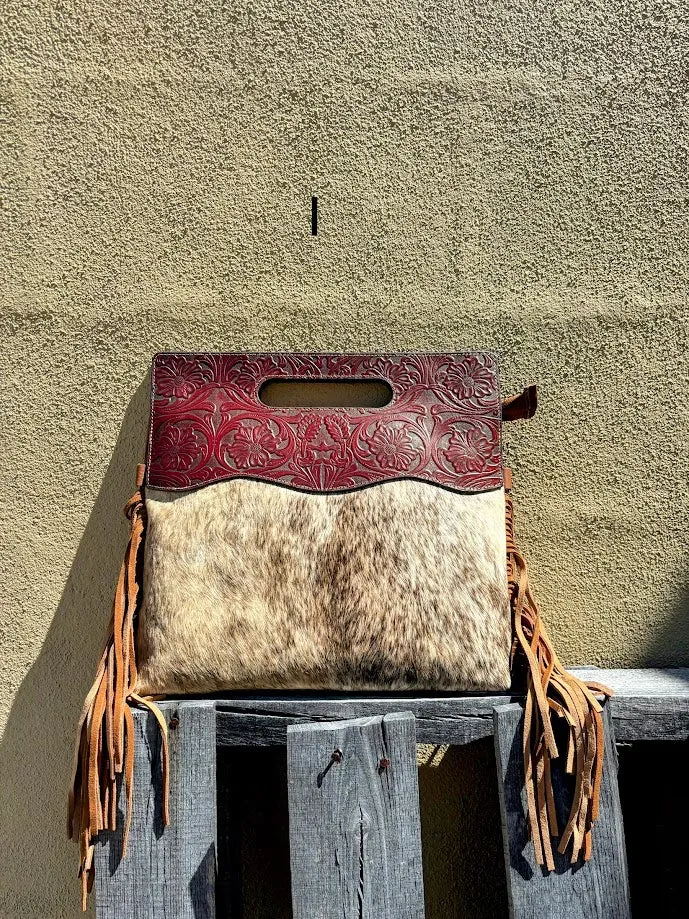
(68, 465, 169, 910)
(69, 457, 609, 898)
(505, 477, 613, 869)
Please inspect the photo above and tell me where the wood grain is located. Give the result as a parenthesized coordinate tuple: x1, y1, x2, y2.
(493, 702, 631, 919)
(94, 669, 689, 914)
(215, 668, 689, 746)
(218, 696, 501, 746)
(95, 700, 217, 919)
(287, 713, 425, 919)
(574, 667, 689, 742)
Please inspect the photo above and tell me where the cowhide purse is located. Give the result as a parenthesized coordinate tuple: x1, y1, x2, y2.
(69, 352, 610, 905)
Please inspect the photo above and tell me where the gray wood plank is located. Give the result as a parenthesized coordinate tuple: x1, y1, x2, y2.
(218, 697, 501, 746)
(287, 712, 425, 919)
(601, 696, 689, 743)
(573, 668, 689, 742)
(215, 668, 689, 746)
(493, 702, 630, 919)
(572, 667, 689, 696)
(95, 700, 217, 919)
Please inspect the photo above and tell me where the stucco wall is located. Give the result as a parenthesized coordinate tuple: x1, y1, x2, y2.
(1, 1, 687, 916)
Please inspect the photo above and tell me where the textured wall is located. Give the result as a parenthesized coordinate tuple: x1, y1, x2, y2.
(1, 1, 687, 916)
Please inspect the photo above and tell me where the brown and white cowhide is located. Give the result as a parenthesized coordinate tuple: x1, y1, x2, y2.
(135, 480, 511, 694)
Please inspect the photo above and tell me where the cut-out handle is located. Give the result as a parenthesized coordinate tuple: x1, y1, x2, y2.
(258, 379, 393, 408)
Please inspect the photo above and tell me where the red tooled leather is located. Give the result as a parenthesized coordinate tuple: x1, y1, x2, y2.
(146, 352, 503, 493)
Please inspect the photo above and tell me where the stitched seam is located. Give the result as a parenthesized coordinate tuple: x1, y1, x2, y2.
(145, 356, 158, 489)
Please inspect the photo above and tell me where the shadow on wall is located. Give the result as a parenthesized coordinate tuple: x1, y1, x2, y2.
(0, 377, 150, 919)
(643, 577, 689, 668)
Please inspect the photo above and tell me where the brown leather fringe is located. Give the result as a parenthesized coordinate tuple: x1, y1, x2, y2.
(69, 455, 609, 898)
(68, 464, 169, 910)
(505, 476, 612, 869)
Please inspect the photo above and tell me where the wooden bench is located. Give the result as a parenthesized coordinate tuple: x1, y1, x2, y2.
(95, 668, 689, 918)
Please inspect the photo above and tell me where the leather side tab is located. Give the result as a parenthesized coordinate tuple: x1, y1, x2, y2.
(502, 385, 538, 422)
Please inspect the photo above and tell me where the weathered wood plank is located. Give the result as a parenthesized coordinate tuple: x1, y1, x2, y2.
(95, 700, 217, 919)
(218, 701, 499, 747)
(573, 668, 689, 742)
(601, 696, 689, 743)
(572, 667, 689, 696)
(493, 702, 630, 919)
(287, 712, 425, 919)
(215, 669, 689, 746)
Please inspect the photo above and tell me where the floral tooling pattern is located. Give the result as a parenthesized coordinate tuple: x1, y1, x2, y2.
(147, 353, 503, 493)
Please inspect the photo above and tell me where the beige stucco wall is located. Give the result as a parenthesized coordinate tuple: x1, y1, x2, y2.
(1, 1, 687, 916)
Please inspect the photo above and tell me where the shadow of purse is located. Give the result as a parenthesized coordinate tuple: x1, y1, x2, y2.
(69, 352, 610, 906)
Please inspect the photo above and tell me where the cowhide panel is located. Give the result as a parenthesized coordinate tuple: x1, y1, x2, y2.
(135, 480, 510, 694)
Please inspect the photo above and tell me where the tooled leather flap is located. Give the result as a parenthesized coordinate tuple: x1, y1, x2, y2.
(146, 352, 504, 493)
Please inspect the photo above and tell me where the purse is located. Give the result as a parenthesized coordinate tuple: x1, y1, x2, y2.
(69, 351, 610, 905)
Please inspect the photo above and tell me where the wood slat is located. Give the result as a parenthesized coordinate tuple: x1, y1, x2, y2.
(215, 669, 689, 746)
(95, 700, 217, 919)
(218, 696, 501, 746)
(493, 702, 631, 919)
(287, 712, 425, 919)
(573, 667, 689, 695)
(574, 668, 689, 742)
